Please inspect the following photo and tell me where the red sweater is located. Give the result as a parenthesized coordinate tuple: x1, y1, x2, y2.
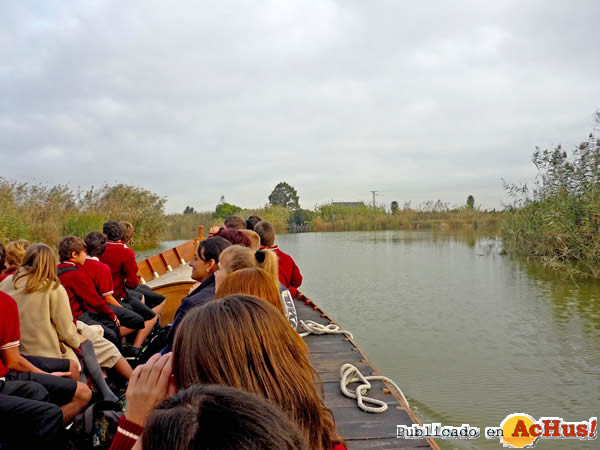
(81, 257, 115, 298)
(0, 292, 20, 377)
(261, 245, 303, 297)
(100, 241, 139, 300)
(109, 416, 144, 450)
(57, 262, 116, 320)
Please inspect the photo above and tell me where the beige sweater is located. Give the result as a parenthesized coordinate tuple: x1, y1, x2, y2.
(0, 274, 81, 364)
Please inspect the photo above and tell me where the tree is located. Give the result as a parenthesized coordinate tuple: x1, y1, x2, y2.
(466, 195, 475, 209)
(214, 202, 241, 219)
(268, 182, 299, 208)
(183, 206, 195, 215)
(391, 201, 399, 214)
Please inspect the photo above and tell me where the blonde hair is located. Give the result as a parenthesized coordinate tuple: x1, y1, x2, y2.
(215, 268, 285, 316)
(219, 245, 279, 290)
(119, 221, 134, 245)
(5, 239, 30, 267)
(240, 229, 261, 250)
(14, 244, 60, 293)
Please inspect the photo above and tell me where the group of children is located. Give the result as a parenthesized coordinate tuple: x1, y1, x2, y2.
(0, 216, 348, 449)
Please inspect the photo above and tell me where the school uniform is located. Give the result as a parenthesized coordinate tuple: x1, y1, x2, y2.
(81, 257, 145, 330)
(261, 245, 303, 297)
(0, 291, 76, 408)
(101, 241, 156, 321)
(0, 275, 81, 365)
(57, 261, 121, 349)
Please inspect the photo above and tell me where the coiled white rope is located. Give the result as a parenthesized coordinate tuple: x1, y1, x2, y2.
(298, 320, 353, 339)
(340, 363, 410, 413)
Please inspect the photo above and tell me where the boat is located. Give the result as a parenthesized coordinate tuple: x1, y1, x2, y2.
(138, 227, 438, 449)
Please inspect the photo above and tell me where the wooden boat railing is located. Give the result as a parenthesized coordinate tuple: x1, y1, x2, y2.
(137, 226, 203, 284)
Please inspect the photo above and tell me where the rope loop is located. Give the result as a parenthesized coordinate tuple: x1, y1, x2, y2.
(298, 320, 353, 339)
(339, 363, 409, 413)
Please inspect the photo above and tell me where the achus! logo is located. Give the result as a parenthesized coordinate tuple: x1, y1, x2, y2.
(490, 413, 597, 448)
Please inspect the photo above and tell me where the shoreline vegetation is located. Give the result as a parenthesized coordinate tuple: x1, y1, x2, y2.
(0, 176, 500, 250)
(502, 111, 600, 279)
(163, 202, 501, 240)
(0, 180, 165, 249)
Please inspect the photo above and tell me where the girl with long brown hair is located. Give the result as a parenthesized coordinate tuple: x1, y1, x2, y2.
(117, 295, 345, 450)
(173, 295, 345, 450)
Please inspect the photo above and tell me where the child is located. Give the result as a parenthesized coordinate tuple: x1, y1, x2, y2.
(57, 236, 121, 349)
(254, 220, 303, 297)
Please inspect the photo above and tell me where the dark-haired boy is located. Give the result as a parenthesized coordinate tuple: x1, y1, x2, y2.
(82, 232, 145, 333)
(99, 221, 159, 352)
(254, 220, 303, 297)
(57, 236, 121, 349)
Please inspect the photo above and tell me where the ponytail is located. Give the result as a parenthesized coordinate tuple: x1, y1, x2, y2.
(255, 249, 266, 264)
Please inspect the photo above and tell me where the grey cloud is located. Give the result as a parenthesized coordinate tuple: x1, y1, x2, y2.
(1, 0, 599, 213)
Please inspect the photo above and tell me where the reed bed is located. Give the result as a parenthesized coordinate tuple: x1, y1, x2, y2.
(0, 179, 165, 249)
(501, 113, 600, 278)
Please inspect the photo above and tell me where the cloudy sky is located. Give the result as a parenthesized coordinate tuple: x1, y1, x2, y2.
(1, 1, 599, 213)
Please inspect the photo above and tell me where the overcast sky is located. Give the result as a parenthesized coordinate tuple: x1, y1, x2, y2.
(1, 1, 599, 213)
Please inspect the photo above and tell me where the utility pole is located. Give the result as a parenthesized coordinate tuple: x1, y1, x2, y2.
(369, 190, 379, 208)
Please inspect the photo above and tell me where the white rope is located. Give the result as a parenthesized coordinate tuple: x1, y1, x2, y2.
(340, 363, 410, 413)
(298, 320, 353, 339)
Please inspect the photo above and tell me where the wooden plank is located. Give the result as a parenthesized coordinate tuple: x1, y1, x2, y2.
(331, 406, 424, 441)
(161, 248, 181, 270)
(147, 254, 168, 278)
(309, 341, 358, 353)
(309, 351, 364, 363)
(175, 241, 197, 263)
(138, 260, 154, 284)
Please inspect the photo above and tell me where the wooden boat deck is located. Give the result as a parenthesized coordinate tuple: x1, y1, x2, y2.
(294, 295, 435, 449)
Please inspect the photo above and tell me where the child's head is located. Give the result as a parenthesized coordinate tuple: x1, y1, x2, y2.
(240, 229, 260, 250)
(15, 244, 60, 293)
(223, 216, 246, 230)
(245, 215, 262, 231)
(215, 268, 284, 316)
(5, 239, 30, 267)
(58, 236, 86, 263)
(84, 232, 107, 258)
(214, 246, 278, 292)
(214, 228, 252, 247)
(103, 220, 123, 242)
(119, 221, 135, 245)
(253, 220, 275, 246)
(142, 384, 308, 450)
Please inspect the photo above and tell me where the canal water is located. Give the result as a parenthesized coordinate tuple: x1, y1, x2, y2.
(142, 231, 599, 449)
(276, 231, 600, 449)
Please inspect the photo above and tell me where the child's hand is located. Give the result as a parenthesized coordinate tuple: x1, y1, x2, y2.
(125, 353, 175, 426)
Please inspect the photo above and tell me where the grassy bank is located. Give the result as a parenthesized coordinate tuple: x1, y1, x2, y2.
(312, 202, 501, 232)
(0, 179, 166, 249)
(501, 112, 600, 278)
(163, 202, 502, 240)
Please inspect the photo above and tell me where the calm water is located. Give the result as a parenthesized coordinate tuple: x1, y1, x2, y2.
(274, 231, 600, 450)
